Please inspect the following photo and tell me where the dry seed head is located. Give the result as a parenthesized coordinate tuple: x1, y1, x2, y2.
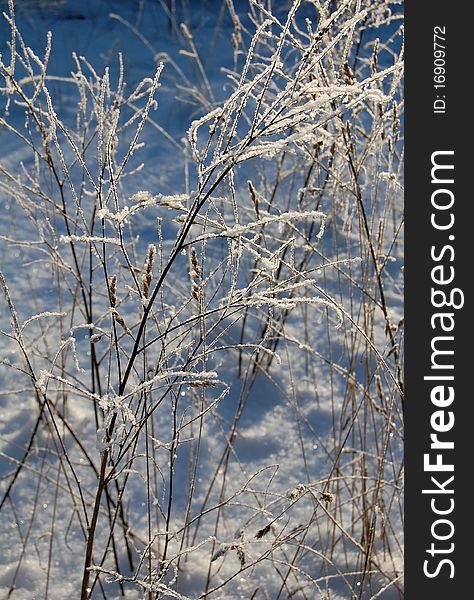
(190, 247, 201, 278)
(371, 38, 380, 73)
(375, 373, 384, 402)
(341, 61, 355, 85)
(211, 545, 228, 562)
(111, 308, 132, 336)
(189, 380, 219, 388)
(192, 283, 201, 301)
(247, 180, 259, 219)
(142, 244, 156, 299)
(288, 483, 306, 501)
(109, 275, 117, 308)
(320, 491, 334, 503)
(392, 102, 400, 136)
(255, 523, 271, 539)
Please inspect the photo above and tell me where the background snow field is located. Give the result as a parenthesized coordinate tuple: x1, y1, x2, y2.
(0, 1, 403, 598)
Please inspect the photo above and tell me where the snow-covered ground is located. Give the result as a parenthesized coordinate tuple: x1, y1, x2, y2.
(0, 1, 404, 598)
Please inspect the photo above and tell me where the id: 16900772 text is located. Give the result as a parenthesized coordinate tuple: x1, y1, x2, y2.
(433, 26, 446, 114)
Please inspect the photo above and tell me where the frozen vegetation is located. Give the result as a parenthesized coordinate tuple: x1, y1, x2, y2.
(0, 0, 404, 598)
